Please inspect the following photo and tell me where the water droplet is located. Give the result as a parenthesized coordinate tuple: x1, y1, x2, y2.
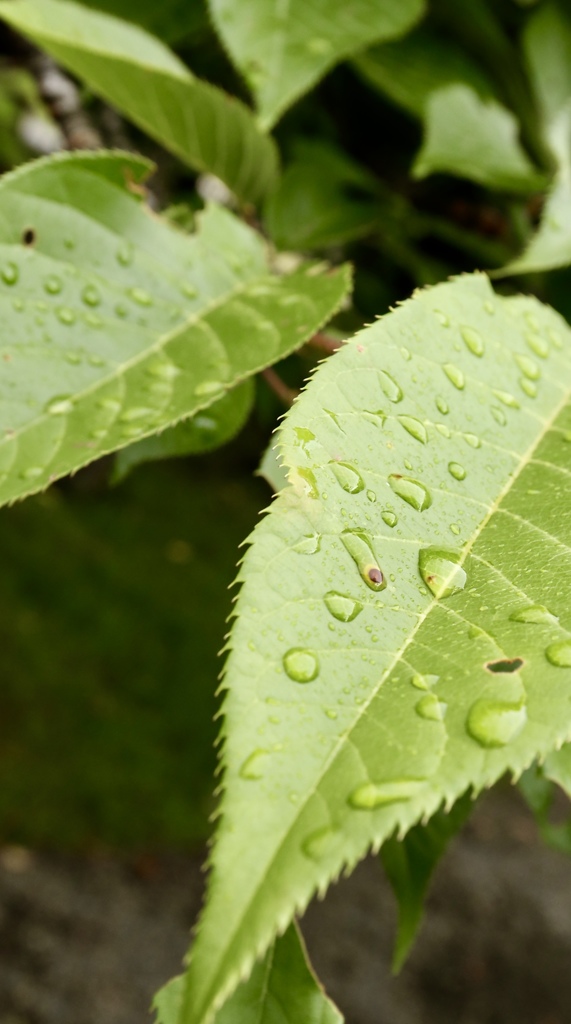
(341, 530, 386, 591)
(434, 309, 450, 327)
(378, 370, 403, 403)
(81, 283, 101, 307)
(115, 303, 128, 318)
(120, 407, 155, 423)
(397, 415, 427, 444)
(526, 332, 549, 358)
(388, 474, 432, 512)
(325, 708, 338, 720)
(146, 359, 180, 381)
(128, 287, 152, 306)
(448, 462, 466, 481)
(381, 510, 397, 528)
(463, 433, 481, 448)
(348, 778, 426, 810)
(45, 395, 73, 415)
(520, 378, 537, 398)
(450, 523, 460, 535)
(443, 363, 465, 389)
(461, 326, 484, 357)
(419, 547, 467, 599)
(400, 346, 411, 361)
(436, 396, 449, 415)
(510, 604, 558, 625)
(545, 639, 571, 667)
(293, 534, 320, 554)
(363, 410, 386, 428)
(44, 275, 62, 295)
(239, 749, 269, 780)
(466, 700, 527, 748)
(484, 301, 495, 314)
(366, 490, 376, 503)
(97, 397, 121, 413)
(116, 240, 133, 266)
(436, 423, 451, 438)
(324, 591, 363, 622)
(411, 673, 439, 690)
(181, 282, 197, 299)
(194, 380, 224, 397)
(302, 826, 341, 861)
(12, 297, 23, 312)
(283, 648, 319, 683)
(549, 329, 563, 349)
(491, 406, 506, 426)
(294, 466, 319, 499)
(1, 262, 18, 285)
(416, 694, 447, 721)
(515, 353, 540, 380)
(57, 307, 76, 325)
(493, 389, 520, 409)
(331, 461, 364, 494)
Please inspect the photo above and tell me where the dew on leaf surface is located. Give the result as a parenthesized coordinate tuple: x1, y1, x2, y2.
(302, 826, 341, 861)
(81, 284, 101, 307)
(21, 466, 43, 480)
(120, 406, 155, 422)
(461, 326, 484, 356)
(181, 282, 197, 298)
(239, 749, 269, 780)
(463, 433, 481, 448)
(411, 673, 440, 691)
(194, 380, 224, 397)
(388, 474, 432, 511)
(520, 378, 538, 398)
(330, 461, 364, 494)
(293, 534, 320, 554)
(381, 510, 397, 528)
(436, 423, 451, 438)
(44, 275, 62, 295)
(515, 353, 540, 380)
(45, 396, 73, 416)
(128, 287, 152, 306)
(510, 605, 558, 625)
(283, 648, 319, 683)
(466, 699, 527, 748)
(491, 406, 506, 426)
(419, 547, 467, 599)
(448, 462, 466, 481)
(324, 591, 363, 622)
(450, 523, 460, 535)
(493, 389, 520, 409)
(341, 530, 386, 591)
(116, 240, 134, 266)
(378, 370, 403, 403)
(1, 262, 18, 285)
(436, 396, 449, 415)
(146, 358, 180, 381)
(397, 415, 427, 444)
(348, 778, 426, 810)
(545, 640, 571, 668)
(525, 332, 549, 358)
(366, 490, 376, 502)
(57, 307, 76, 325)
(443, 363, 465, 389)
(415, 694, 447, 721)
(362, 410, 386, 428)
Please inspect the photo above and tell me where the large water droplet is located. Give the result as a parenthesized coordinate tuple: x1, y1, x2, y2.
(378, 370, 403, 403)
(510, 604, 558, 625)
(341, 530, 386, 591)
(416, 694, 447, 721)
(463, 433, 481, 448)
(381, 510, 397, 528)
(461, 326, 484, 357)
(515, 353, 540, 380)
(419, 547, 467, 599)
(443, 363, 465, 389)
(331, 461, 364, 494)
(388, 474, 432, 512)
(348, 778, 426, 810)
(239, 749, 269, 780)
(1, 262, 18, 285)
(526, 332, 549, 358)
(448, 462, 466, 481)
(293, 534, 320, 554)
(45, 395, 73, 416)
(397, 415, 427, 444)
(466, 700, 527, 748)
(545, 639, 571, 667)
(283, 648, 319, 683)
(324, 591, 364, 622)
(44, 275, 62, 295)
(81, 283, 101, 307)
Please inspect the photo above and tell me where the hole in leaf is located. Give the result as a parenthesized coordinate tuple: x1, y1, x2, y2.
(485, 657, 524, 674)
(21, 227, 36, 246)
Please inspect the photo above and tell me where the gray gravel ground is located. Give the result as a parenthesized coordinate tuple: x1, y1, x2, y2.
(0, 785, 569, 1024)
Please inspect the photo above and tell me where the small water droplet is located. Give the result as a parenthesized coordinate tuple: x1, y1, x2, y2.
(520, 378, 537, 398)
(491, 406, 506, 426)
(461, 326, 484, 357)
(21, 466, 43, 480)
(45, 395, 73, 415)
(325, 708, 338, 720)
(484, 300, 495, 314)
(348, 778, 426, 810)
(549, 329, 563, 349)
(448, 462, 466, 481)
(545, 639, 571, 667)
(97, 397, 121, 413)
(436, 423, 451, 438)
(493, 389, 520, 409)
(466, 700, 527, 748)
(363, 410, 387, 428)
(419, 547, 467, 599)
(515, 353, 540, 380)
(378, 370, 403, 403)
(44, 275, 62, 295)
(366, 490, 376, 503)
(1, 262, 18, 285)
(526, 332, 549, 358)
(81, 283, 101, 307)
(434, 309, 450, 327)
(283, 648, 319, 683)
(116, 240, 134, 266)
(302, 826, 341, 861)
(416, 694, 447, 721)
(194, 380, 224, 397)
(450, 523, 460, 535)
(181, 282, 197, 298)
(324, 591, 363, 622)
(341, 530, 386, 591)
(293, 534, 320, 554)
(436, 396, 449, 415)
(443, 363, 465, 389)
(146, 359, 180, 381)
(115, 303, 128, 318)
(411, 673, 439, 690)
(463, 433, 481, 448)
(397, 415, 427, 444)
(381, 510, 397, 528)
(400, 346, 411, 361)
(120, 406, 155, 423)
(388, 474, 432, 511)
(128, 287, 152, 306)
(239, 749, 269, 780)
(510, 604, 558, 625)
(331, 461, 364, 494)
(57, 307, 76, 325)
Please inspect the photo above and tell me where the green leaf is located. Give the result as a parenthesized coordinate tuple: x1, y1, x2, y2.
(264, 141, 380, 251)
(154, 925, 342, 1024)
(353, 24, 494, 119)
(113, 380, 254, 481)
(497, 4, 571, 276)
(77, 0, 208, 43)
(380, 790, 474, 971)
(208, 0, 425, 130)
(181, 273, 571, 1024)
(0, 0, 278, 205)
(0, 150, 350, 508)
(413, 84, 546, 193)
(257, 440, 289, 495)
